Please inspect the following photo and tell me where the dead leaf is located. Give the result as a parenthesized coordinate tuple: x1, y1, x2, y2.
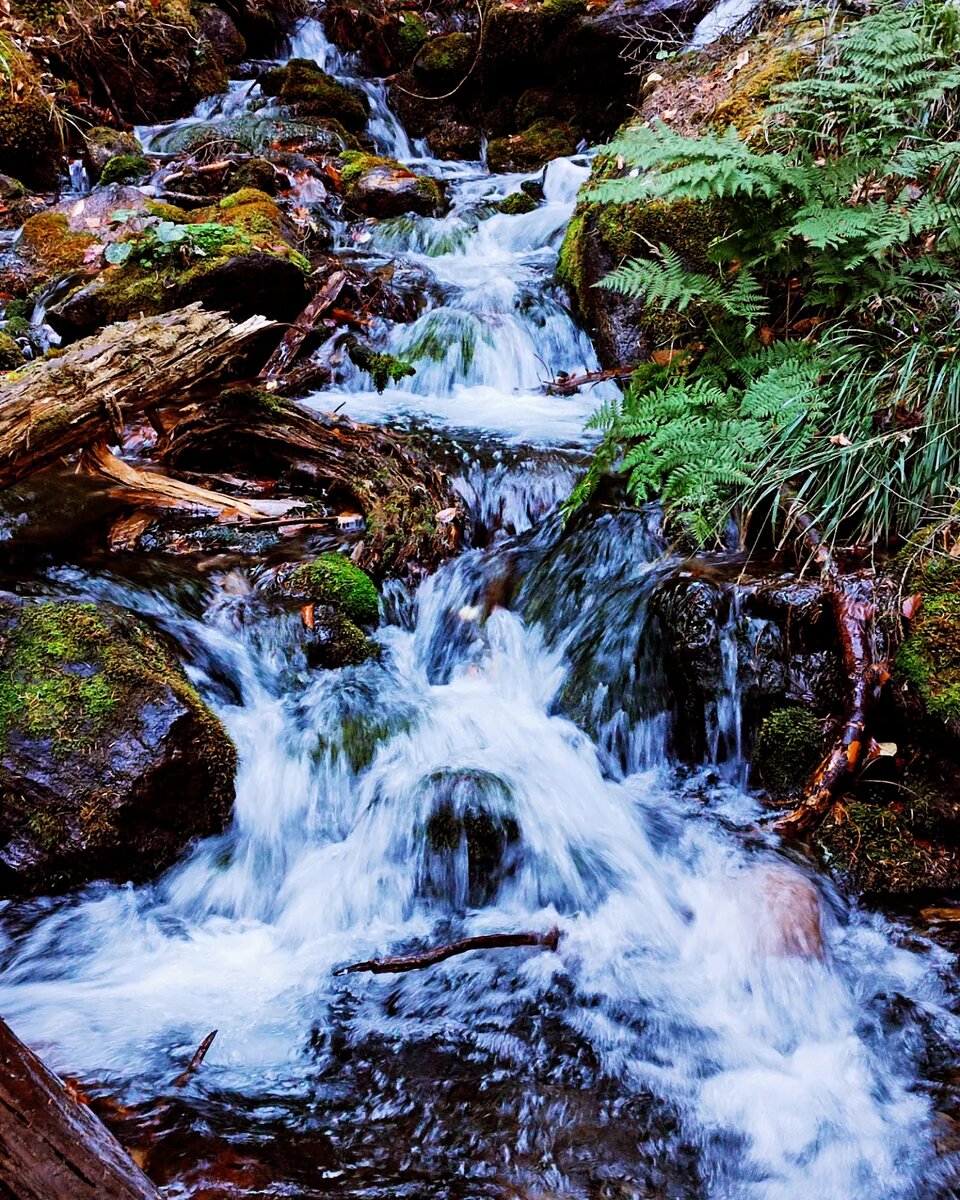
(436, 506, 458, 524)
(301, 604, 315, 630)
(829, 433, 853, 446)
(902, 592, 923, 619)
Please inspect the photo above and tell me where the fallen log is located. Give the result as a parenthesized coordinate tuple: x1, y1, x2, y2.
(543, 365, 636, 395)
(775, 492, 883, 838)
(333, 928, 562, 976)
(0, 1014, 161, 1200)
(79, 440, 303, 521)
(0, 305, 276, 491)
(163, 400, 462, 576)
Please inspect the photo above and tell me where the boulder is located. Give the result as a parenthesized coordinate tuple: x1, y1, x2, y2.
(83, 127, 144, 179)
(487, 119, 578, 173)
(0, 47, 61, 187)
(270, 554, 380, 669)
(340, 152, 443, 218)
(0, 598, 236, 896)
(258, 59, 369, 131)
(196, 3, 248, 62)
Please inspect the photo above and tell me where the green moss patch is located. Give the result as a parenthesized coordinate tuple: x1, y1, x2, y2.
(496, 191, 538, 215)
(281, 554, 380, 625)
(753, 705, 824, 796)
(258, 58, 368, 131)
(0, 332, 25, 371)
(487, 119, 578, 173)
(100, 154, 152, 185)
(895, 558, 960, 725)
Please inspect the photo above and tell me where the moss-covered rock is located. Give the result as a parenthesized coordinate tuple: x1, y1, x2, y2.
(398, 10, 428, 58)
(0, 598, 236, 896)
(83, 126, 144, 177)
(0, 332, 25, 371)
(895, 557, 960, 730)
(231, 156, 279, 194)
(277, 554, 380, 625)
(258, 58, 369, 131)
(0, 36, 62, 186)
(413, 32, 474, 82)
(18, 212, 98, 280)
(340, 150, 443, 218)
(495, 190, 539, 215)
(304, 608, 378, 670)
(487, 119, 577, 173)
(99, 154, 152, 186)
(753, 705, 824, 797)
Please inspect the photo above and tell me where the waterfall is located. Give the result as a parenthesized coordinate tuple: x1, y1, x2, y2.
(2, 16, 958, 1200)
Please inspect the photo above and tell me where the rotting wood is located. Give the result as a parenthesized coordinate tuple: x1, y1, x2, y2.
(0, 1014, 161, 1200)
(0, 305, 276, 491)
(775, 490, 883, 838)
(544, 365, 637, 395)
(334, 928, 562, 976)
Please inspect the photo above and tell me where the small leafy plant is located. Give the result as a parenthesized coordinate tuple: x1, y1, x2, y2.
(104, 210, 248, 270)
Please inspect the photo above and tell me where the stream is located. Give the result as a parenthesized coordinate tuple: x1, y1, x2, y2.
(2, 17, 960, 1200)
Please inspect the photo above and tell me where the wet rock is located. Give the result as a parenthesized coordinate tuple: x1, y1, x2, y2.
(0, 598, 236, 897)
(6, 212, 99, 298)
(0, 174, 27, 202)
(83, 127, 144, 179)
(487, 119, 578, 173)
(99, 155, 152, 187)
(413, 32, 475, 86)
(428, 120, 482, 161)
(340, 151, 443, 218)
(196, 3, 248, 63)
(0, 332, 25, 371)
(258, 58, 369, 131)
(273, 554, 381, 626)
(303, 606, 378, 669)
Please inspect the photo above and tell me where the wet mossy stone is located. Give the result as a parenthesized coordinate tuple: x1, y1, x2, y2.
(83, 127, 144, 177)
(99, 154, 152, 186)
(0, 598, 236, 897)
(339, 150, 443, 218)
(258, 58, 369, 131)
(895, 557, 960, 731)
(398, 10, 428, 58)
(486, 119, 578, 173)
(413, 32, 473, 82)
(495, 191, 538, 215)
(278, 554, 380, 626)
(0, 332, 25, 371)
(0, 43, 61, 186)
(304, 607, 378, 670)
(753, 705, 824, 797)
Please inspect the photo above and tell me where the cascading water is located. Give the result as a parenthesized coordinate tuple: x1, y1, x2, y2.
(2, 17, 960, 1200)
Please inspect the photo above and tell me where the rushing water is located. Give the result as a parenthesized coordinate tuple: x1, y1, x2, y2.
(3, 17, 960, 1200)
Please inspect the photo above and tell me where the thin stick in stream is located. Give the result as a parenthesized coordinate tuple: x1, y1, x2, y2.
(171, 1030, 218, 1089)
(333, 929, 562, 976)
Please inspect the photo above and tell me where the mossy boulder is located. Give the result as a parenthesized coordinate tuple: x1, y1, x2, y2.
(303, 607, 378, 670)
(17, 212, 99, 290)
(340, 151, 443, 218)
(487, 119, 577, 173)
(413, 32, 474, 83)
(495, 191, 539, 215)
(258, 58, 369, 131)
(753, 705, 825, 797)
(0, 597, 236, 896)
(99, 154, 152, 186)
(0, 39, 62, 187)
(0, 332, 25, 371)
(83, 127, 144, 178)
(398, 10, 428, 58)
(46, 192, 310, 339)
(895, 557, 960, 734)
(276, 554, 380, 626)
(196, 2, 247, 63)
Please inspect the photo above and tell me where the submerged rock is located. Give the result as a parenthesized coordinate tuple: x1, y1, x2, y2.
(0, 598, 236, 896)
(271, 554, 380, 669)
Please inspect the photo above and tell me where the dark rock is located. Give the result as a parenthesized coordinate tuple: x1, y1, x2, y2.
(0, 598, 236, 897)
(258, 59, 369, 131)
(197, 3, 248, 62)
(413, 32, 475, 85)
(83, 127, 144, 180)
(303, 606, 378, 669)
(487, 119, 578, 173)
(428, 120, 482, 160)
(342, 153, 443, 218)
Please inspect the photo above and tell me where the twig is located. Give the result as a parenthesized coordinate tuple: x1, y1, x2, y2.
(171, 1030, 217, 1089)
(259, 271, 347, 380)
(333, 928, 562, 976)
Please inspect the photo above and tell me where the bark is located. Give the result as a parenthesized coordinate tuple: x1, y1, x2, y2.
(0, 305, 276, 491)
(79, 440, 302, 521)
(333, 928, 562, 976)
(163, 400, 462, 576)
(774, 491, 881, 838)
(0, 1015, 160, 1200)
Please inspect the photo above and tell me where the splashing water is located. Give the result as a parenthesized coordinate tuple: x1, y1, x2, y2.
(2, 15, 960, 1200)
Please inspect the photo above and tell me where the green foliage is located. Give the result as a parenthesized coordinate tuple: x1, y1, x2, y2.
(572, 0, 960, 548)
(105, 209, 250, 269)
(754, 705, 824, 795)
(346, 337, 416, 393)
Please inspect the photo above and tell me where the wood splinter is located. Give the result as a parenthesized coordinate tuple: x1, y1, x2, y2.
(171, 1029, 218, 1089)
(333, 928, 562, 976)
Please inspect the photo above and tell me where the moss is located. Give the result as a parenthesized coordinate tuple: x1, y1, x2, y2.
(19, 212, 97, 276)
(414, 32, 473, 78)
(306, 611, 377, 670)
(0, 332, 25, 371)
(556, 208, 588, 296)
(231, 158, 277, 193)
(0, 36, 62, 184)
(339, 150, 392, 187)
(219, 187, 274, 210)
(815, 799, 940, 896)
(398, 11, 428, 57)
(487, 119, 577, 174)
(282, 554, 380, 626)
(99, 154, 152, 185)
(754, 705, 824, 796)
(258, 58, 368, 131)
(711, 48, 808, 135)
(346, 339, 416, 392)
(145, 200, 190, 222)
(541, 0, 585, 17)
(496, 191, 538, 216)
(0, 601, 232, 767)
(895, 559, 960, 725)
(3, 316, 31, 341)
(10, 0, 67, 25)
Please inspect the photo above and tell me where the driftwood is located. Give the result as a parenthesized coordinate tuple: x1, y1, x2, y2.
(164, 401, 462, 575)
(79, 440, 302, 521)
(171, 1029, 218, 1089)
(0, 305, 276, 490)
(0, 1015, 161, 1200)
(544, 365, 637, 395)
(334, 928, 562, 976)
(775, 493, 882, 837)
(260, 270, 347, 380)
